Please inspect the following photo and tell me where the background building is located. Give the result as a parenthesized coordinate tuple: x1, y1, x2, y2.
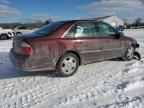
(93, 15, 124, 27)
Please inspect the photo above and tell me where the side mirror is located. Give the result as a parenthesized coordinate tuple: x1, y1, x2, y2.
(115, 32, 124, 38)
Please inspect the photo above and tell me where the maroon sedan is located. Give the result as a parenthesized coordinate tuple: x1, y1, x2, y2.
(10, 20, 139, 77)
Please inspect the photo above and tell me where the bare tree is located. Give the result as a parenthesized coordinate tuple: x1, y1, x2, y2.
(134, 17, 142, 27)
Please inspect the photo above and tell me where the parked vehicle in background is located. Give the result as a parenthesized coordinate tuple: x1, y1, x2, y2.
(14, 26, 36, 35)
(126, 23, 144, 29)
(10, 20, 139, 77)
(0, 27, 15, 40)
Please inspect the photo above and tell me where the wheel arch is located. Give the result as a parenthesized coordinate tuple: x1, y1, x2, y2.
(131, 43, 139, 48)
(57, 50, 81, 66)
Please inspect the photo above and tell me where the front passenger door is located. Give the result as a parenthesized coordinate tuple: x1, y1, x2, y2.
(95, 22, 125, 59)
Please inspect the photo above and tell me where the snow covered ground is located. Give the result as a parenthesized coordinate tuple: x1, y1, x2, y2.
(0, 29, 144, 108)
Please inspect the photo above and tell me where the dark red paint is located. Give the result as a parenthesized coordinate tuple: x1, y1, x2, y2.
(9, 20, 139, 72)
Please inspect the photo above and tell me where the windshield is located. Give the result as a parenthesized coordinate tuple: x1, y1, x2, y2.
(33, 21, 67, 35)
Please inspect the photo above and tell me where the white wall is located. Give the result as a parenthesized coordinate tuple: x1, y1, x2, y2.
(103, 16, 124, 27)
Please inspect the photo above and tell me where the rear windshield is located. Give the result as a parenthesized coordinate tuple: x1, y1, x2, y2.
(33, 21, 67, 35)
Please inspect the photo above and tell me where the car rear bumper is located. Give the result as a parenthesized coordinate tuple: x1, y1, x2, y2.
(9, 49, 55, 72)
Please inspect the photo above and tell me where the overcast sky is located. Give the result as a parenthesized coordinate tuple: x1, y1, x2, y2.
(0, 0, 144, 23)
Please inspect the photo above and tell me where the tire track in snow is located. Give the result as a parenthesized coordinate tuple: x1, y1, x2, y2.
(36, 62, 130, 107)
(0, 61, 111, 107)
(51, 57, 144, 107)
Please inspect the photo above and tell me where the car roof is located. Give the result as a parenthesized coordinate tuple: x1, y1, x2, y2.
(65, 19, 101, 23)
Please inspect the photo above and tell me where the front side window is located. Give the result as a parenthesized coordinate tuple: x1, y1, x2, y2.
(96, 22, 117, 37)
(75, 22, 97, 37)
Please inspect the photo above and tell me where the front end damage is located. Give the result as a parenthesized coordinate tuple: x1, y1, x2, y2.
(133, 43, 141, 60)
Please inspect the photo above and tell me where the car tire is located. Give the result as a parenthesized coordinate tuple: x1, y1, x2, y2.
(0, 34, 7, 40)
(56, 53, 79, 77)
(122, 46, 135, 61)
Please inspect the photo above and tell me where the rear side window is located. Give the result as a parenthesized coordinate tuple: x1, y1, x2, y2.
(34, 21, 67, 35)
(65, 22, 97, 38)
(75, 22, 97, 37)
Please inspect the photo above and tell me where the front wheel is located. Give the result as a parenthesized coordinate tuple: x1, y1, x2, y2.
(122, 46, 135, 61)
(56, 53, 79, 77)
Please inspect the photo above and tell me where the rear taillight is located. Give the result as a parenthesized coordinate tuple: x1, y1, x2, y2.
(20, 42, 33, 55)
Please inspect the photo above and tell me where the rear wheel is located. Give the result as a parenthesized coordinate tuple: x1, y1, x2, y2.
(122, 46, 135, 61)
(0, 34, 7, 40)
(56, 53, 79, 77)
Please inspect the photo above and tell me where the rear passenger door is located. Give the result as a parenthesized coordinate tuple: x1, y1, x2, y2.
(95, 22, 125, 59)
(73, 22, 103, 64)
